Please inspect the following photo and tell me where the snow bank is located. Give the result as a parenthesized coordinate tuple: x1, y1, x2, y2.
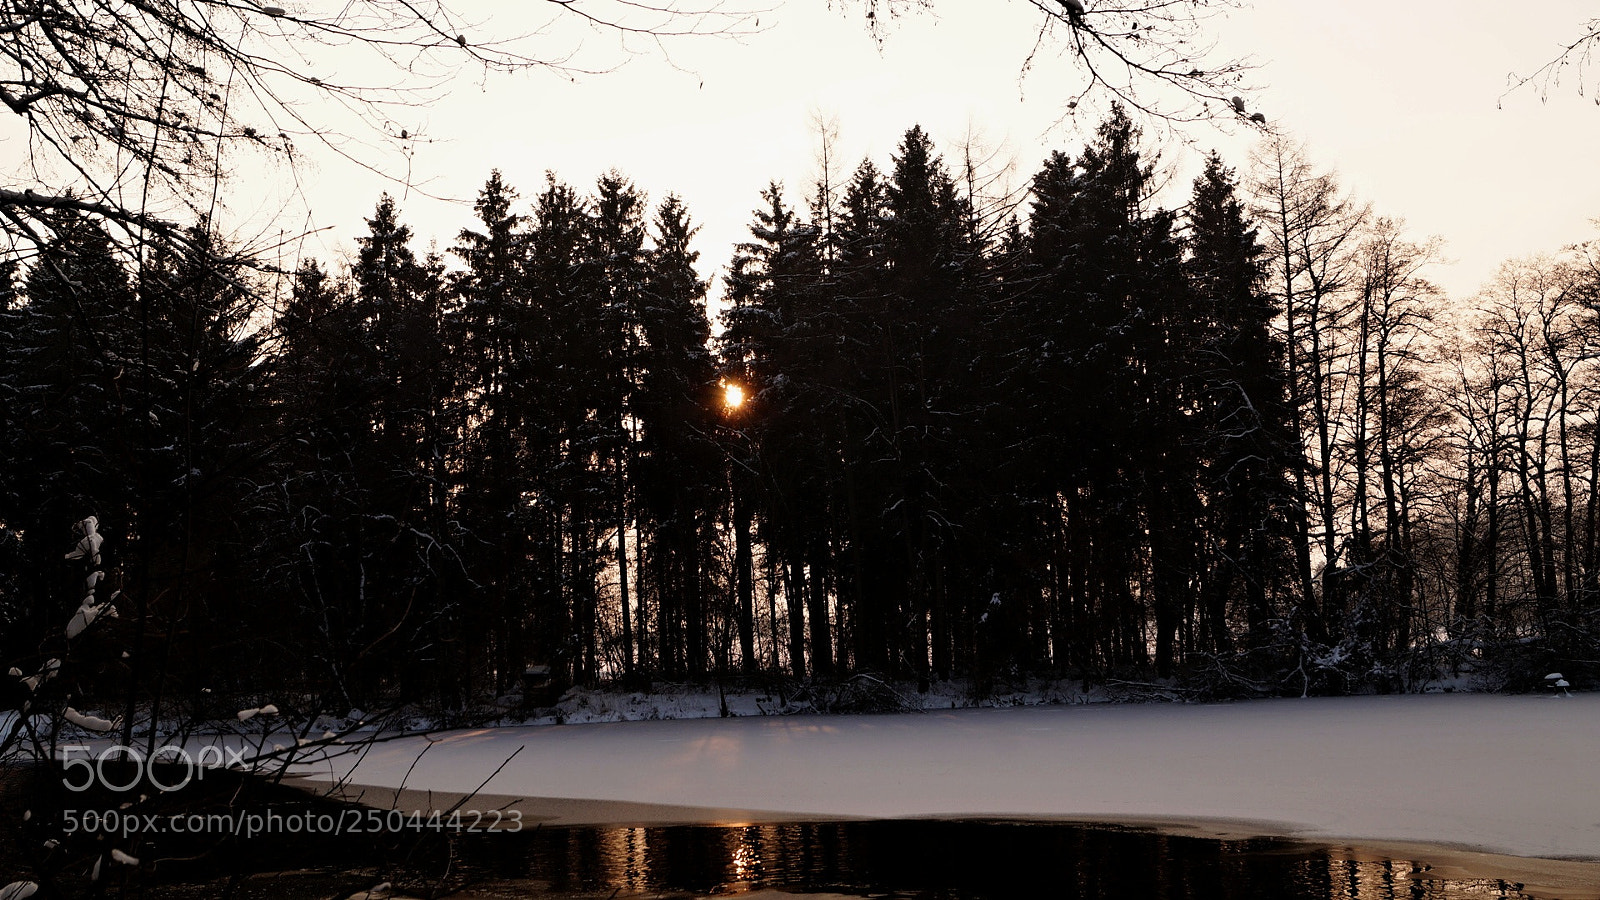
(297, 693, 1600, 863)
(504, 675, 1121, 726)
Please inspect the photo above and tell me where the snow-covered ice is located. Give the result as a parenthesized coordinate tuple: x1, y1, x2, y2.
(295, 693, 1600, 864)
(60, 708, 114, 733)
(0, 881, 39, 900)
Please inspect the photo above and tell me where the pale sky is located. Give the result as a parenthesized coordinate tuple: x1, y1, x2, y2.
(63, 1, 1600, 303)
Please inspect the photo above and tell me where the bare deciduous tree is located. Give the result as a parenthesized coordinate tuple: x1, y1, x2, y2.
(1250, 135, 1369, 633)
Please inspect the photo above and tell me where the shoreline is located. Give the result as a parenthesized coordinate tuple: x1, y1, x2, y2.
(12, 693, 1600, 896)
(286, 696, 1600, 858)
(297, 780, 1600, 900)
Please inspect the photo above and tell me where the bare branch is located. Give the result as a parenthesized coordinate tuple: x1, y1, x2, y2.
(1503, 15, 1600, 106)
(849, 0, 1261, 127)
(0, 0, 762, 255)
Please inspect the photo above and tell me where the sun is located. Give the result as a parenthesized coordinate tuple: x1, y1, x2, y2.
(722, 381, 746, 411)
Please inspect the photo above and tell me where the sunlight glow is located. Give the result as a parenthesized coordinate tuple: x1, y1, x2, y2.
(722, 381, 746, 411)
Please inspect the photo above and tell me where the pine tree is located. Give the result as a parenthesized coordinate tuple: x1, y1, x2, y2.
(2, 213, 139, 535)
(1017, 107, 1194, 673)
(586, 172, 652, 683)
(452, 171, 535, 696)
(264, 258, 373, 700)
(635, 194, 722, 679)
(133, 223, 271, 696)
(876, 125, 986, 685)
(0, 214, 139, 677)
(528, 174, 600, 686)
(720, 182, 827, 677)
(0, 216, 137, 682)
(0, 260, 24, 665)
(301, 194, 465, 704)
(1185, 153, 1299, 656)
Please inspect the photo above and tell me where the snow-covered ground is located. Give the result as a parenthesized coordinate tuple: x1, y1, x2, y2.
(515, 675, 1112, 725)
(295, 693, 1600, 867)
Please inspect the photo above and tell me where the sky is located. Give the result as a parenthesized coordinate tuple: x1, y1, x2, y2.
(166, 1, 1600, 305)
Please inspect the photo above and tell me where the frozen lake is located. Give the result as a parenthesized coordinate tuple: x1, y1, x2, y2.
(287, 693, 1600, 896)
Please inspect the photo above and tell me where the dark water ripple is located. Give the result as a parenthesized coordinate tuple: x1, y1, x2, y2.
(443, 820, 1542, 899)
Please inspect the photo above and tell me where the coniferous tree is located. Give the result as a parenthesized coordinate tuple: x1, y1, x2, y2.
(16, 119, 1581, 707)
(830, 161, 901, 676)
(876, 125, 986, 685)
(133, 224, 271, 697)
(263, 258, 375, 699)
(306, 194, 465, 704)
(721, 182, 826, 676)
(0, 214, 137, 687)
(0, 260, 24, 668)
(452, 171, 535, 695)
(587, 172, 652, 682)
(2, 213, 139, 539)
(1017, 106, 1192, 673)
(635, 194, 722, 678)
(1185, 154, 1299, 658)
(529, 174, 601, 686)
(0, 215, 278, 715)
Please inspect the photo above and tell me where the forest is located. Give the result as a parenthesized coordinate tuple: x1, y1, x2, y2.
(3, 107, 1598, 715)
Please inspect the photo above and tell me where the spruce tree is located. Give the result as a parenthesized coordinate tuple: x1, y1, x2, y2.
(1185, 153, 1299, 655)
(134, 223, 271, 694)
(1018, 107, 1194, 673)
(0, 214, 136, 681)
(720, 182, 827, 678)
(264, 258, 374, 699)
(635, 194, 721, 678)
(528, 174, 599, 686)
(586, 172, 652, 683)
(452, 171, 535, 695)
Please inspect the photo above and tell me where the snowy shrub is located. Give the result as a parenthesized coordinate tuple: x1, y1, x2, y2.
(781, 673, 920, 715)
